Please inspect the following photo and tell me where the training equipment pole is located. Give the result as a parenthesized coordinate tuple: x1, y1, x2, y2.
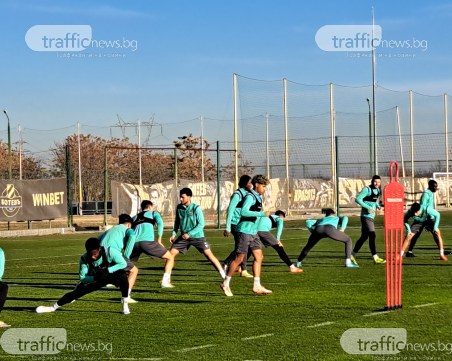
(384, 161, 405, 310)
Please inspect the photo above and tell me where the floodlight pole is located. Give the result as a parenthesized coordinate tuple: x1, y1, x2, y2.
(367, 98, 373, 178)
(3, 110, 12, 179)
(200, 115, 204, 182)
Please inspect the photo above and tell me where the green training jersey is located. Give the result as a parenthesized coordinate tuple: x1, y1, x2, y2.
(406, 206, 440, 232)
(79, 247, 127, 283)
(133, 210, 164, 242)
(257, 215, 284, 241)
(225, 188, 248, 232)
(99, 224, 136, 258)
(355, 186, 381, 220)
(415, 189, 435, 223)
(306, 215, 348, 233)
(236, 190, 266, 235)
(172, 202, 204, 238)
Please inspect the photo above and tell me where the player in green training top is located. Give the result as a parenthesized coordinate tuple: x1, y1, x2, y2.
(351, 175, 386, 264)
(221, 175, 272, 297)
(0, 248, 10, 327)
(36, 238, 132, 315)
(130, 200, 175, 288)
(99, 214, 139, 303)
(163, 188, 226, 288)
(257, 210, 303, 273)
(295, 208, 359, 268)
(404, 180, 448, 260)
(223, 174, 253, 278)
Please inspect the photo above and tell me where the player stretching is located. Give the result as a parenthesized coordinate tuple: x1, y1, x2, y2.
(404, 180, 448, 261)
(99, 214, 139, 302)
(130, 200, 176, 288)
(163, 188, 226, 287)
(36, 238, 133, 315)
(351, 175, 386, 264)
(295, 208, 359, 268)
(257, 210, 303, 273)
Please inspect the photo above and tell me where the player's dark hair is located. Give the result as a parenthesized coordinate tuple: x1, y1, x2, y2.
(371, 175, 381, 182)
(428, 179, 437, 188)
(410, 203, 421, 212)
(238, 175, 252, 189)
(180, 187, 192, 197)
(85, 237, 101, 252)
(141, 200, 153, 210)
(118, 214, 133, 224)
(275, 210, 286, 218)
(321, 208, 335, 216)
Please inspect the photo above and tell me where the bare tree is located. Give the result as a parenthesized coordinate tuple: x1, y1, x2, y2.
(0, 141, 46, 179)
(174, 133, 217, 181)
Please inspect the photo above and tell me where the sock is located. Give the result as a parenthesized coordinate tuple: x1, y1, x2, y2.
(407, 251, 413, 254)
(345, 258, 352, 265)
(53, 303, 60, 310)
(289, 264, 297, 269)
(295, 261, 302, 268)
(253, 277, 261, 289)
(128, 288, 131, 297)
(223, 276, 231, 287)
(122, 297, 128, 304)
(401, 251, 405, 256)
(440, 249, 444, 256)
(373, 254, 379, 260)
(219, 269, 226, 279)
(162, 273, 171, 282)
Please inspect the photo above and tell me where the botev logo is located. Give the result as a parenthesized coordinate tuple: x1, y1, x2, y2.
(315, 25, 382, 51)
(25, 25, 92, 52)
(0, 184, 22, 218)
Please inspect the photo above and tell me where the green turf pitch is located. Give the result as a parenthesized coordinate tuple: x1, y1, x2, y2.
(1, 215, 452, 360)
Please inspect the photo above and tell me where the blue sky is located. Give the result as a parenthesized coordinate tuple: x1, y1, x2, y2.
(1, 0, 451, 148)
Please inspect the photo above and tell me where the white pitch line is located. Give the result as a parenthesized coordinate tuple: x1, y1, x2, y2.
(363, 311, 392, 317)
(10, 262, 78, 269)
(175, 344, 216, 353)
(328, 283, 370, 286)
(111, 358, 163, 361)
(412, 303, 438, 308)
(306, 321, 335, 328)
(10, 254, 78, 261)
(241, 333, 274, 341)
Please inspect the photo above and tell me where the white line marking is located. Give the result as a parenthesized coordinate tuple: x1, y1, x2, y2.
(412, 303, 438, 308)
(10, 262, 78, 269)
(10, 254, 78, 261)
(306, 321, 335, 328)
(111, 358, 163, 361)
(175, 344, 216, 353)
(363, 311, 392, 317)
(241, 333, 274, 341)
(328, 283, 370, 286)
